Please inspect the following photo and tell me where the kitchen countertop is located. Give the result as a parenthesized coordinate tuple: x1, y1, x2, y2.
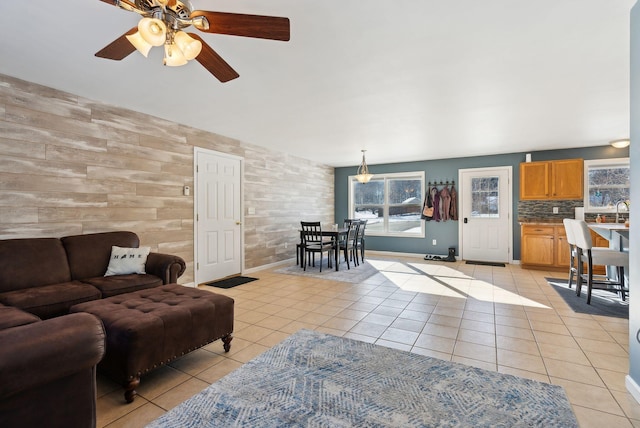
(518, 219, 564, 225)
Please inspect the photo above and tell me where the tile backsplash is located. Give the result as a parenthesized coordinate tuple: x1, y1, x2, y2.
(518, 199, 629, 223)
(517, 200, 583, 221)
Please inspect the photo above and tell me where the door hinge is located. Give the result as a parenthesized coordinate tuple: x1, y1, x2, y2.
(197, 262, 199, 270)
(196, 214, 199, 221)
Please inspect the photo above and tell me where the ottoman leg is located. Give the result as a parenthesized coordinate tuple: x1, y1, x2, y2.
(124, 377, 140, 403)
(222, 334, 233, 352)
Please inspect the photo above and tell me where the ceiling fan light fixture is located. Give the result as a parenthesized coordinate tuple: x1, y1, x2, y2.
(355, 150, 374, 184)
(191, 16, 210, 31)
(174, 31, 202, 60)
(138, 17, 167, 47)
(125, 31, 153, 57)
(164, 44, 188, 66)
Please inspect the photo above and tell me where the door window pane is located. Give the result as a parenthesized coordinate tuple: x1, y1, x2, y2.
(471, 176, 499, 218)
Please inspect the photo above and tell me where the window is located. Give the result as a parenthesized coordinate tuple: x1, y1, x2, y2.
(584, 158, 630, 212)
(471, 176, 500, 218)
(349, 172, 425, 237)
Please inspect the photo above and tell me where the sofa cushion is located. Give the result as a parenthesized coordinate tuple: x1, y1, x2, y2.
(0, 304, 41, 330)
(0, 238, 72, 293)
(105, 246, 151, 276)
(61, 231, 140, 280)
(0, 281, 101, 319)
(81, 274, 162, 298)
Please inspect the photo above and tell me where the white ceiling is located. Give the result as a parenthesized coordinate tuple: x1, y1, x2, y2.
(0, 1, 634, 167)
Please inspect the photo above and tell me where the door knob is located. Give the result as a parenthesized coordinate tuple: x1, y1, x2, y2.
(236, 221, 242, 225)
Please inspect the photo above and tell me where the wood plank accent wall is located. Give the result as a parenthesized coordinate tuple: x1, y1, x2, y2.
(0, 74, 334, 283)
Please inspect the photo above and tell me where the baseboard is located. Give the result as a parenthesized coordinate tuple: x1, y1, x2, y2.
(626, 375, 640, 404)
(243, 258, 295, 274)
(244, 250, 468, 275)
(366, 250, 433, 259)
(181, 282, 196, 288)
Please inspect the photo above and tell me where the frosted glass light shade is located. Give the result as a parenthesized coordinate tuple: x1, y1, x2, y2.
(139, 18, 167, 47)
(174, 31, 202, 60)
(126, 31, 153, 57)
(164, 44, 188, 66)
(610, 139, 630, 148)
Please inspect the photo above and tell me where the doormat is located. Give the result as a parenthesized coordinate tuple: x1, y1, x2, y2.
(202, 276, 258, 289)
(465, 260, 506, 267)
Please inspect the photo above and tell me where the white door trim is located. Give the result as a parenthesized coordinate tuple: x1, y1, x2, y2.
(458, 166, 513, 264)
(193, 147, 244, 285)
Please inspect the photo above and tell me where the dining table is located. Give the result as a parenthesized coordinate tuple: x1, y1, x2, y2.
(299, 228, 348, 271)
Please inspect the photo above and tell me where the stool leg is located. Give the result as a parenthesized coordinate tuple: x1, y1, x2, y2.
(222, 334, 233, 352)
(124, 377, 140, 403)
(619, 267, 626, 301)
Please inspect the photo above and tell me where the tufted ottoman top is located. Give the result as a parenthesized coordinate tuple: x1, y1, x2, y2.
(70, 283, 234, 394)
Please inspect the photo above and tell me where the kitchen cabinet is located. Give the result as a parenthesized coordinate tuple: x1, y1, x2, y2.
(521, 225, 556, 267)
(521, 223, 608, 271)
(520, 159, 583, 200)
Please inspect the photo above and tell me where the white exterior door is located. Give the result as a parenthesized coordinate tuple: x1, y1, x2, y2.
(195, 148, 242, 284)
(459, 167, 512, 263)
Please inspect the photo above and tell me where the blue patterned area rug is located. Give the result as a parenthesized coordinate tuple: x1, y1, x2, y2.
(147, 330, 578, 428)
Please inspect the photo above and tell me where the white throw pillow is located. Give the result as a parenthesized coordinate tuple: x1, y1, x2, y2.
(104, 246, 151, 276)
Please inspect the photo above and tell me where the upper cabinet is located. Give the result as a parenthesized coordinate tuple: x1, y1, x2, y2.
(520, 159, 583, 200)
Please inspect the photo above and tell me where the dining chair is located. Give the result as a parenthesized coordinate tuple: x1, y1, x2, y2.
(562, 218, 578, 289)
(354, 219, 367, 264)
(300, 221, 335, 272)
(570, 219, 629, 304)
(336, 222, 359, 269)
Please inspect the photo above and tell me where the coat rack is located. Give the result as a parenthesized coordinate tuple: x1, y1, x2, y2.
(427, 180, 455, 186)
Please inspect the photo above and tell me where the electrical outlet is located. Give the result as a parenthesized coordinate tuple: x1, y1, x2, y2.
(432, 239, 437, 245)
(552, 207, 559, 214)
(284, 242, 288, 249)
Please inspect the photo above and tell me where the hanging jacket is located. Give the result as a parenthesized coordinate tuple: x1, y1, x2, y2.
(440, 185, 451, 221)
(421, 188, 434, 221)
(431, 186, 441, 222)
(450, 185, 458, 220)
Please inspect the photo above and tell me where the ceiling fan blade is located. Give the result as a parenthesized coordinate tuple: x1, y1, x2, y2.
(188, 34, 239, 82)
(95, 28, 137, 60)
(190, 11, 290, 41)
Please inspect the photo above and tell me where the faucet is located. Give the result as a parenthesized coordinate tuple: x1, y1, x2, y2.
(615, 200, 628, 223)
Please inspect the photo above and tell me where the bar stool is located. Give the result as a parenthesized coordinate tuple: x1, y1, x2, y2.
(562, 218, 578, 289)
(570, 219, 629, 304)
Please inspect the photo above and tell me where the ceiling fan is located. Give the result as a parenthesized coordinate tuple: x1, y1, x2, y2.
(95, 0, 290, 82)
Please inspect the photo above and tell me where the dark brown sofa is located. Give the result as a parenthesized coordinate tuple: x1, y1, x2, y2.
(0, 231, 186, 425)
(0, 231, 186, 319)
(0, 311, 106, 428)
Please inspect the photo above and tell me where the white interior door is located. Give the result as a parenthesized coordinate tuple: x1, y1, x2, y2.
(195, 148, 242, 284)
(459, 167, 512, 263)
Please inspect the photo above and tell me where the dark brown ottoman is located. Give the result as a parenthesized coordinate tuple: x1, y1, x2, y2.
(70, 284, 234, 403)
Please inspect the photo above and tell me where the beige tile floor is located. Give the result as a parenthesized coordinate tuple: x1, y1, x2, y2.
(97, 255, 640, 428)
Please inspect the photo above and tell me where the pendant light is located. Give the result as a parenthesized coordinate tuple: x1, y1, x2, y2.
(355, 150, 373, 183)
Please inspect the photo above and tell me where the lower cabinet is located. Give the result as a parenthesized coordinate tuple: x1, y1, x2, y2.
(521, 225, 557, 268)
(521, 223, 608, 271)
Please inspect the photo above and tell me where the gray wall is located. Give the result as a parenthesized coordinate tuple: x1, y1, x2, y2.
(335, 147, 628, 259)
(628, 0, 639, 396)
